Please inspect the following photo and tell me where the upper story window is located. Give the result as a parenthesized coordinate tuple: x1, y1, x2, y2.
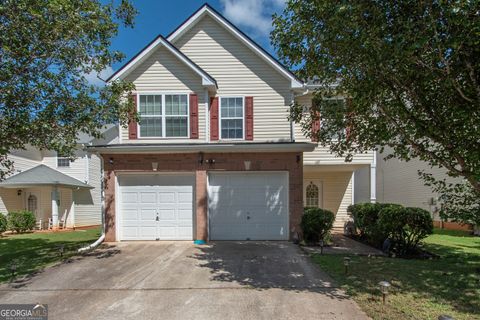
(138, 94, 189, 138)
(57, 153, 71, 167)
(220, 97, 244, 139)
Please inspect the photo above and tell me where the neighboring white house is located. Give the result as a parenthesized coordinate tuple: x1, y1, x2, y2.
(0, 126, 117, 229)
(354, 149, 470, 230)
(86, 4, 376, 242)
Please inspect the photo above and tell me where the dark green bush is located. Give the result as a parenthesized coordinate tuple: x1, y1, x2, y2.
(348, 202, 402, 246)
(0, 213, 7, 234)
(378, 206, 433, 255)
(301, 207, 335, 244)
(7, 210, 36, 233)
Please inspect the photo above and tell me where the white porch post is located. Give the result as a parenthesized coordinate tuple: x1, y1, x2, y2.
(71, 190, 75, 229)
(370, 151, 377, 203)
(51, 186, 59, 228)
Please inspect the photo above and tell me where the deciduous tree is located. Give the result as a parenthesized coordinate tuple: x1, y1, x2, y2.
(0, 0, 137, 178)
(272, 0, 480, 225)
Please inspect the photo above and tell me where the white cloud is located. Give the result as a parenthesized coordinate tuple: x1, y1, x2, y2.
(220, 0, 285, 39)
(84, 65, 114, 87)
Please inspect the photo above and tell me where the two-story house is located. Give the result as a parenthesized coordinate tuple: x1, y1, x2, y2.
(88, 4, 375, 242)
(0, 126, 117, 229)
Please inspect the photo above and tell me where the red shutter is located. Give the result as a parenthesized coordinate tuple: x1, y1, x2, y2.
(210, 97, 219, 141)
(346, 98, 353, 140)
(189, 93, 199, 139)
(311, 110, 320, 142)
(128, 94, 138, 139)
(245, 96, 254, 140)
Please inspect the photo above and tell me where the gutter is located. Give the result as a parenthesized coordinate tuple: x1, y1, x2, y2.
(86, 142, 316, 154)
(78, 151, 106, 253)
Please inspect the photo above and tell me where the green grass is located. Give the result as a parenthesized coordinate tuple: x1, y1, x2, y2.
(0, 228, 101, 283)
(312, 229, 480, 320)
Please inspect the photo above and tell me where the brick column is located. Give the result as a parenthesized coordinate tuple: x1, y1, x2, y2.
(104, 169, 116, 242)
(290, 155, 304, 238)
(195, 170, 208, 241)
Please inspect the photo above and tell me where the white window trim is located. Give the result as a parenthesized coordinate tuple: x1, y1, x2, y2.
(219, 96, 245, 141)
(56, 152, 71, 168)
(137, 92, 190, 139)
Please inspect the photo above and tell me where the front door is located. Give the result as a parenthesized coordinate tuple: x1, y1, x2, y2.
(304, 180, 323, 208)
(26, 192, 40, 218)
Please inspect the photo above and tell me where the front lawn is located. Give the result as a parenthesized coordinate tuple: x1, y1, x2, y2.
(0, 228, 101, 283)
(312, 229, 480, 320)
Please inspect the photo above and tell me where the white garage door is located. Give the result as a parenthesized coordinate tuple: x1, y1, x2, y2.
(208, 172, 289, 240)
(118, 174, 194, 240)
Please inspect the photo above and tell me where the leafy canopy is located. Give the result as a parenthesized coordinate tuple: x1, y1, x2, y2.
(272, 0, 480, 224)
(0, 0, 137, 179)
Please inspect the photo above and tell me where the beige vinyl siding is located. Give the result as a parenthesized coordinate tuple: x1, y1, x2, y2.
(59, 188, 73, 227)
(354, 150, 459, 221)
(120, 46, 206, 143)
(295, 94, 374, 165)
(8, 154, 42, 174)
(376, 152, 456, 214)
(73, 153, 102, 227)
(173, 15, 292, 141)
(0, 188, 21, 215)
(304, 170, 353, 228)
(42, 150, 89, 182)
(353, 166, 371, 203)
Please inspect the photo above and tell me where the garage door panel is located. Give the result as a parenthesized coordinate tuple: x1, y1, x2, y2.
(140, 209, 156, 221)
(178, 191, 192, 203)
(209, 172, 289, 241)
(158, 192, 175, 203)
(122, 227, 139, 239)
(119, 174, 194, 241)
(158, 209, 175, 220)
(122, 192, 138, 203)
(140, 192, 156, 203)
(178, 209, 193, 220)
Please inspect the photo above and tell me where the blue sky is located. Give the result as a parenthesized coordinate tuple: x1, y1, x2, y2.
(90, 0, 285, 83)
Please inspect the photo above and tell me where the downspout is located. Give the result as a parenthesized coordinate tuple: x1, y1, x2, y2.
(78, 150, 105, 253)
(290, 88, 311, 142)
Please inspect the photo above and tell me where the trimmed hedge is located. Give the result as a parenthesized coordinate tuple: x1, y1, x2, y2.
(301, 207, 335, 245)
(378, 206, 433, 255)
(7, 210, 36, 233)
(348, 202, 402, 246)
(0, 213, 7, 234)
(348, 203, 433, 254)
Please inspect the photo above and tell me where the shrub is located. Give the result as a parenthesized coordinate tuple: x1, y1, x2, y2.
(378, 206, 433, 255)
(348, 202, 402, 246)
(0, 213, 7, 234)
(301, 207, 335, 244)
(7, 210, 36, 233)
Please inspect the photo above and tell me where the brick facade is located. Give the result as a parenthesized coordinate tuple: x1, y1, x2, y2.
(102, 152, 303, 242)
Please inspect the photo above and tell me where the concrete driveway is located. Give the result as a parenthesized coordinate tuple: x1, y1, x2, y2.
(0, 242, 367, 320)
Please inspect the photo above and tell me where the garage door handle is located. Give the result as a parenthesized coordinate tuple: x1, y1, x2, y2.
(247, 216, 250, 220)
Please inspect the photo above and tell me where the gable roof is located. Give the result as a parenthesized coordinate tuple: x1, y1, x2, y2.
(107, 35, 217, 88)
(167, 3, 304, 89)
(0, 165, 93, 189)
